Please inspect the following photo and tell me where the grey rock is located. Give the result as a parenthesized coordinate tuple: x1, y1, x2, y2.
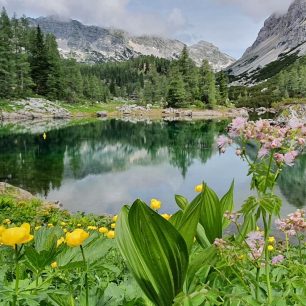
(276, 104, 306, 124)
(96, 111, 108, 118)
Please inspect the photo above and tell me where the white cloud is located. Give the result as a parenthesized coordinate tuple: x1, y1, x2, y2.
(215, 0, 294, 21)
(0, 0, 187, 37)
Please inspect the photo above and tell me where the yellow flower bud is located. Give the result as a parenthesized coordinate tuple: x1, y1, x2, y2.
(150, 199, 161, 210)
(51, 261, 58, 269)
(63, 229, 68, 233)
(77, 224, 82, 227)
(87, 226, 97, 230)
(267, 245, 274, 252)
(47, 224, 53, 227)
(3, 219, 11, 224)
(35, 226, 41, 231)
(106, 230, 115, 239)
(268, 236, 275, 244)
(65, 229, 89, 247)
(112, 215, 118, 222)
(57, 237, 65, 247)
(60, 222, 66, 226)
(161, 214, 171, 220)
(1, 223, 33, 247)
(195, 184, 203, 193)
(99, 227, 108, 234)
(110, 223, 116, 229)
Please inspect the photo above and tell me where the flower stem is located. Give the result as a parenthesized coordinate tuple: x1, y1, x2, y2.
(12, 245, 19, 306)
(80, 245, 89, 306)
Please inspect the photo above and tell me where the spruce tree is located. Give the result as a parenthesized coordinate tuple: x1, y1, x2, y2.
(199, 60, 216, 108)
(0, 8, 15, 98)
(29, 26, 49, 95)
(166, 64, 186, 108)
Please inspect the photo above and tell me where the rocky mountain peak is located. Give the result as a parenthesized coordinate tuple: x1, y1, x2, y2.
(229, 0, 306, 81)
(28, 16, 235, 71)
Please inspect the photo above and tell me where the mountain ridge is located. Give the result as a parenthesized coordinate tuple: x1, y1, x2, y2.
(229, 0, 306, 83)
(28, 16, 235, 71)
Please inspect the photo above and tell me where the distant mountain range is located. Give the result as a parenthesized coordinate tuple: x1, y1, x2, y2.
(229, 0, 306, 83)
(28, 16, 235, 71)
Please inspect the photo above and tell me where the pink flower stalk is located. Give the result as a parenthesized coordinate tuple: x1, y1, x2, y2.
(275, 209, 306, 236)
(270, 138, 282, 149)
(213, 238, 227, 249)
(271, 255, 284, 265)
(258, 147, 269, 158)
(217, 135, 231, 150)
(246, 231, 265, 260)
(274, 153, 285, 163)
(283, 151, 298, 166)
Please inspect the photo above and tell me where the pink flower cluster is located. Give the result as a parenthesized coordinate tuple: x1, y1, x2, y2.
(271, 254, 285, 265)
(217, 117, 306, 166)
(224, 211, 241, 222)
(275, 209, 306, 236)
(246, 231, 264, 260)
(213, 238, 228, 249)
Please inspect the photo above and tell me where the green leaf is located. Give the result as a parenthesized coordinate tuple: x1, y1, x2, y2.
(199, 185, 222, 243)
(175, 195, 189, 210)
(169, 211, 184, 228)
(116, 200, 189, 306)
(195, 224, 211, 249)
(259, 195, 281, 217)
(176, 194, 202, 252)
(220, 181, 234, 228)
(48, 293, 75, 306)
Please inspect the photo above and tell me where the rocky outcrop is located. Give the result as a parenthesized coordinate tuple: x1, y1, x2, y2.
(276, 104, 306, 124)
(28, 16, 235, 71)
(229, 0, 306, 81)
(0, 98, 71, 121)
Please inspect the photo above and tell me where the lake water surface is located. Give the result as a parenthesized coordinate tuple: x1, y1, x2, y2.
(0, 118, 305, 216)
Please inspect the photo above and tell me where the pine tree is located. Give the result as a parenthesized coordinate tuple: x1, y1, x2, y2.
(199, 60, 216, 107)
(217, 71, 229, 104)
(166, 64, 186, 107)
(29, 26, 49, 95)
(0, 8, 15, 98)
(11, 15, 33, 97)
(177, 46, 199, 102)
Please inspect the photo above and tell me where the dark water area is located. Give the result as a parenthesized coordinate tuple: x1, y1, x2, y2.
(0, 119, 305, 215)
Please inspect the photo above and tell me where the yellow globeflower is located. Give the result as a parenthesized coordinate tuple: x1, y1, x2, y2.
(57, 237, 65, 247)
(267, 245, 274, 252)
(51, 261, 58, 269)
(0, 225, 6, 235)
(63, 229, 68, 233)
(65, 229, 89, 247)
(77, 224, 82, 227)
(110, 223, 116, 229)
(47, 224, 53, 228)
(106, 230, 115, 239)
(3, 219, 11, 224)
(60, 222, 67, 226)
(112, 215, 118, 222)
(195, 184, 203, 193)
(161, 214, 171, 220)
(1, 223, 33, 247)
(35, 226, 41, 231)
(268, 236, 275, 244)
(99, 227, 108, 234)
(150, 199, 161, 210)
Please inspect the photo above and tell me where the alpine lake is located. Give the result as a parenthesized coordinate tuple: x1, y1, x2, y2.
(0, 117, 305, 216)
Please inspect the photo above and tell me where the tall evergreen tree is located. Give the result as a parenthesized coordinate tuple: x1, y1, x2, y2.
(199, 60, 216, 107)
(29, 25, 49, 95)
(0, 8, 15, 98)
(166, 64, 186, 107)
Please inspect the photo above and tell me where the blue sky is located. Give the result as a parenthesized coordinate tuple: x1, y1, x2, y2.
(0, 0, 293, 58)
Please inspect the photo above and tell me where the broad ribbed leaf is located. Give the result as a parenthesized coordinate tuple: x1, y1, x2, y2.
(175, 195, 189, 210)
(220, 181, 235, 229)
(116, 200, 189, 306)
(195, 224, 211, 249)
(176, 194, 202, 252)
(236, 213, 256, 243)
(199, 185, 222, 243)
(169, 211, 184, 228)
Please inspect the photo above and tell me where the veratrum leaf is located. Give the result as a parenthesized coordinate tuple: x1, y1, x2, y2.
(199, 185, 222, 243)
(175, 195, 189, 210)
(220, 181, 235, 229)
(116, 200, 189, 306)
(176, 193, 202, 252)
